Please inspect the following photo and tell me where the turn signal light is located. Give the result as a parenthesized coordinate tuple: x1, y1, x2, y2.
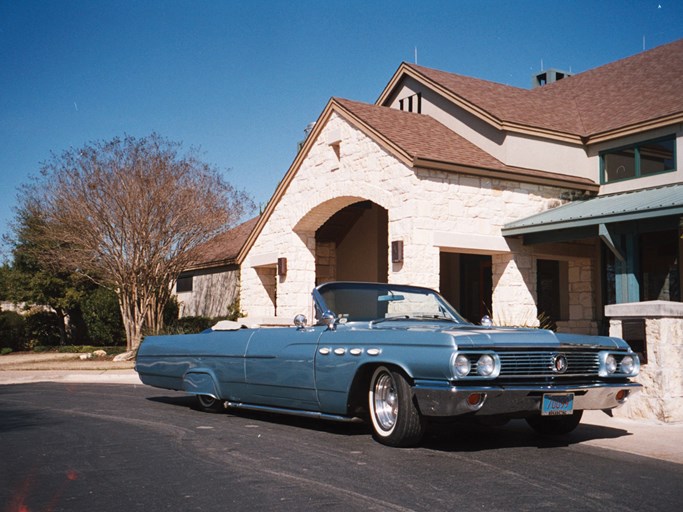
(616, 390, 629, 403)
(467, 392, 486, 407)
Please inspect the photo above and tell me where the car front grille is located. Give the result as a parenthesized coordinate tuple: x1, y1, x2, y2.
(498, 351, 600, 378)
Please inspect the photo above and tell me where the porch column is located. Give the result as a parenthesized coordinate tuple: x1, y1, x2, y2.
(613, 232, 640, 303)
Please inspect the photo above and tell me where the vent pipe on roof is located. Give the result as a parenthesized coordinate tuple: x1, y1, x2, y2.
(531, 68, 573, 88)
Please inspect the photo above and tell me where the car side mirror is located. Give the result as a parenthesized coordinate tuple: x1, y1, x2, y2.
(321, 311, 336, 331)
(293, 314, 307, 330)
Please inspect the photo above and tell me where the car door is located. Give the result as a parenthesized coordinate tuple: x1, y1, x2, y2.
(243, 325, 325, 410)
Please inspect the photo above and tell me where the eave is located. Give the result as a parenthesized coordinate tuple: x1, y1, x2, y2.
(585, 112, 683, 145)
(413, 158, 599, 192)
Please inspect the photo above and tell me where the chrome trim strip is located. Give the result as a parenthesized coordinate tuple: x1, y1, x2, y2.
(226, 402, 363, 423)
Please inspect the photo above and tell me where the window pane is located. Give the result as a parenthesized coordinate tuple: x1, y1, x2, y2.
(176, 276, 193, 293)
(640, 138, 675, 176)
(603, 148, 636, 182)
(604, 148, 636, 183)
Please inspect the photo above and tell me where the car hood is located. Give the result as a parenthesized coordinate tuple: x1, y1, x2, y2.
(450, 327, 627, 350)
(367, 321, 627, 350)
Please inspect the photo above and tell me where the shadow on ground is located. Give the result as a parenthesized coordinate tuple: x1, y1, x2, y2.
(146, 393, 633, 451)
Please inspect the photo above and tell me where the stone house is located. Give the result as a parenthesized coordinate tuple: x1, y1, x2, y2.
(176, 39, 683, 421)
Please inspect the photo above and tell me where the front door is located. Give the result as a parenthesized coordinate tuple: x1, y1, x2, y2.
(243, 326, 324, 410)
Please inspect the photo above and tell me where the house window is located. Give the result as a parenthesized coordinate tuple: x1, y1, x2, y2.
(536, 259, 569, 329)
(176, 275, 193, 293)
(601, 135, 675, 184)
(398, 92, 421, 114)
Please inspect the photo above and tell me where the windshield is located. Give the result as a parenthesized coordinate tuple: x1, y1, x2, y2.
(314, 282, 468, 324)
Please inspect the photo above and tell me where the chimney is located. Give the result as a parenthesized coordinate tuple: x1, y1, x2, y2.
(532, 68, 573, 88)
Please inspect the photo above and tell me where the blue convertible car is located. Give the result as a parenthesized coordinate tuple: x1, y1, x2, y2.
(136, 282, 641, 447)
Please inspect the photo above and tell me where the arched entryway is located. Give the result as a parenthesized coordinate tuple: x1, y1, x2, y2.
(314, 201, 388, 285)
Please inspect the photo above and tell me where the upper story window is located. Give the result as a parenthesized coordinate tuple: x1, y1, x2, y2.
(601, 135, 676, 184)
(398, 92, 421, 114)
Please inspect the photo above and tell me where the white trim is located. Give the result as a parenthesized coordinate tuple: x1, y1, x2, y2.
(249, 252, 279, 268)
(434, 231, 511, 254)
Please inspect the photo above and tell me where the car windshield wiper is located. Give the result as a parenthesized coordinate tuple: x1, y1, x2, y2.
(414, 314, 457, 321)
(372, 314, 458, 325)
(370, 315, 410, 325)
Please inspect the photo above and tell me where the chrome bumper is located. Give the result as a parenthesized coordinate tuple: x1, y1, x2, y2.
(413, 381, 642, 417)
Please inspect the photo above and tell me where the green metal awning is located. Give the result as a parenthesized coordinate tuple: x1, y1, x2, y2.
(502, 183, 683, 239)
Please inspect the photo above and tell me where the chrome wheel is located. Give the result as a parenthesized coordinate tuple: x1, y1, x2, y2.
(368, 366, 425, 447)
(372, 371, 398, 432)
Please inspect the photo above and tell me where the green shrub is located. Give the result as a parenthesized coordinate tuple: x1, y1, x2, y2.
(1, 347, 13, 355)
(25, 310, 63, 347)
(0, 310, 27, 351)
(80, 287, 126, 346)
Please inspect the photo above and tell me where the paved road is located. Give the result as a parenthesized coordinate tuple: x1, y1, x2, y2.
(1, 382, 682, 512)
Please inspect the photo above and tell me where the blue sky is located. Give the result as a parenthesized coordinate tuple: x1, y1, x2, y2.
(1, 0, 682, 260)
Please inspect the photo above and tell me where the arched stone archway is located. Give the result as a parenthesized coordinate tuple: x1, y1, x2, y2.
(293, 197, 388, 286)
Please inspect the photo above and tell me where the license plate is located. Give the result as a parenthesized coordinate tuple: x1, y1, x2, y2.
(541, 393, 574, 416)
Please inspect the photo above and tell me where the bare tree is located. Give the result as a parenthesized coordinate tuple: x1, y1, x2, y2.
(16, 133, 253, 352)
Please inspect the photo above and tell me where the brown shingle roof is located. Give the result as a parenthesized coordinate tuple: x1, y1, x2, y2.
(187, 216, 259, 269)
(539, 39, 683, 136)
(333, 98, 596, 188)
(404, 64, 585, 135)
(401, 39, 683, 138)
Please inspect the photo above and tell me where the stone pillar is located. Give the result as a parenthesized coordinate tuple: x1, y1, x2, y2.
(605, 301, 683, 423)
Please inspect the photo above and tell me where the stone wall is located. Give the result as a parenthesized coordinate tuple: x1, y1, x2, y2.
(240, 113, 597, 329)
(606, 301, 683, 423)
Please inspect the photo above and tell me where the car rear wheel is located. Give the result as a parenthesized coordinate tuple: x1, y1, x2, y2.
(368, 366, 425, 447)
(196, 394, 224, 413)
(526, 410, 583, 435)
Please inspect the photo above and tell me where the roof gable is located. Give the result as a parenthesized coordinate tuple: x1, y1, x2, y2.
(379, 39, 683, 142)
(236, 98, 597, 265)
(334, 98, 595, 188)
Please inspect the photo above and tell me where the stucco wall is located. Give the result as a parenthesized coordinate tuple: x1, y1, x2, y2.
(240, 113, 596, 329)
(387, 78, 592, 180)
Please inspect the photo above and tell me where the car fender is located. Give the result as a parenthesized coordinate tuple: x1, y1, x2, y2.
(183, 369, 220, 399)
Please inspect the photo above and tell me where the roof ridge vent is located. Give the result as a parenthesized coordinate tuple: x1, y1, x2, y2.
(531, 68, 573, 88)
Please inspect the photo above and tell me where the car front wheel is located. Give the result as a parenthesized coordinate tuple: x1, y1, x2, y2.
(368, 366, 425, 447)
(526, 410, 583, 435)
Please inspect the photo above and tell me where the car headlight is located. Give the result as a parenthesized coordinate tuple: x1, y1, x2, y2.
(477, 354, 495, 376)
(454, 354, 471, 377)
(620, 354, 639, 376)
(599, 351, 639, 377)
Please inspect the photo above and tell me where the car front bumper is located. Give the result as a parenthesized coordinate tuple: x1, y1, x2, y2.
(412, 380, 642, 417)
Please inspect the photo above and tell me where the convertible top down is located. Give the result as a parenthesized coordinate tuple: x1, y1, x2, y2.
(136, 282, 641, 447)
